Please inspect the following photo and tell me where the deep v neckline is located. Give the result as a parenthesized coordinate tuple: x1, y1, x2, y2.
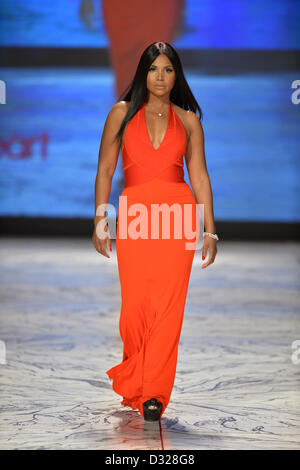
(143, 101, 171, 151)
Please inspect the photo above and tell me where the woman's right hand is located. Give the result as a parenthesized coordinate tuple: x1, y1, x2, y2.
(92, 220, 112, 258)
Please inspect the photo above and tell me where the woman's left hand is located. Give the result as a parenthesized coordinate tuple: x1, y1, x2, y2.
(201, 236, 218, 269)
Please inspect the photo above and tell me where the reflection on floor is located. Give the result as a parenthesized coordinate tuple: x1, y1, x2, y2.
(0, 237, 299, 450)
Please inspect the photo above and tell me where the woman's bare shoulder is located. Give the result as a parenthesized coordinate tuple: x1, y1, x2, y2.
(104, 101, 130, 131)
(110, 100, 130, 117)
(172, 103, 193, 139)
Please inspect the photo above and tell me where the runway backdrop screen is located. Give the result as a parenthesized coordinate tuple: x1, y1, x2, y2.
(0, 0, 299, 221)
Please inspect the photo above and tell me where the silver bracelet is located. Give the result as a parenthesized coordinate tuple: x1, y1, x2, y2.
(203, 232, 219, 241)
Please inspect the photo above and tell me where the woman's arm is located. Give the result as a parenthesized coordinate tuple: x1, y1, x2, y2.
(93, 102, 125, 257)
(184, 111, 217, 268)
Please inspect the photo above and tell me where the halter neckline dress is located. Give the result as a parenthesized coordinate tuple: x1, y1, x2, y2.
(106, 100, 199, 418)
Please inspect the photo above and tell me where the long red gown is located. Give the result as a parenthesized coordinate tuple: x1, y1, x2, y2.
(106, 100, 200, 418)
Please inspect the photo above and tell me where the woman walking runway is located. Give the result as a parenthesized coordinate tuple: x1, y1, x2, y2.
(93, 42, 218, 421)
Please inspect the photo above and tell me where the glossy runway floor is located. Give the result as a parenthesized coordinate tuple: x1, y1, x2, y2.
(0, 237, 299, 450)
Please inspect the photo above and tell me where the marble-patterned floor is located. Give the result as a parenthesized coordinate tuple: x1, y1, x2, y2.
(0, 237, 299, 450)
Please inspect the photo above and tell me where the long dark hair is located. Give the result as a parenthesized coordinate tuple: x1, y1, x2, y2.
(113, 41, 203, 145)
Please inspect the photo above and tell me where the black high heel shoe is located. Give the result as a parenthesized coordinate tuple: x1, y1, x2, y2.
(142, 398, 163, 421)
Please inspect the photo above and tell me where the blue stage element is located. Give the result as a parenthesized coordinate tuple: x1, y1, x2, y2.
(0, 0, 299, 49)
(0, 68, 299, 221)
